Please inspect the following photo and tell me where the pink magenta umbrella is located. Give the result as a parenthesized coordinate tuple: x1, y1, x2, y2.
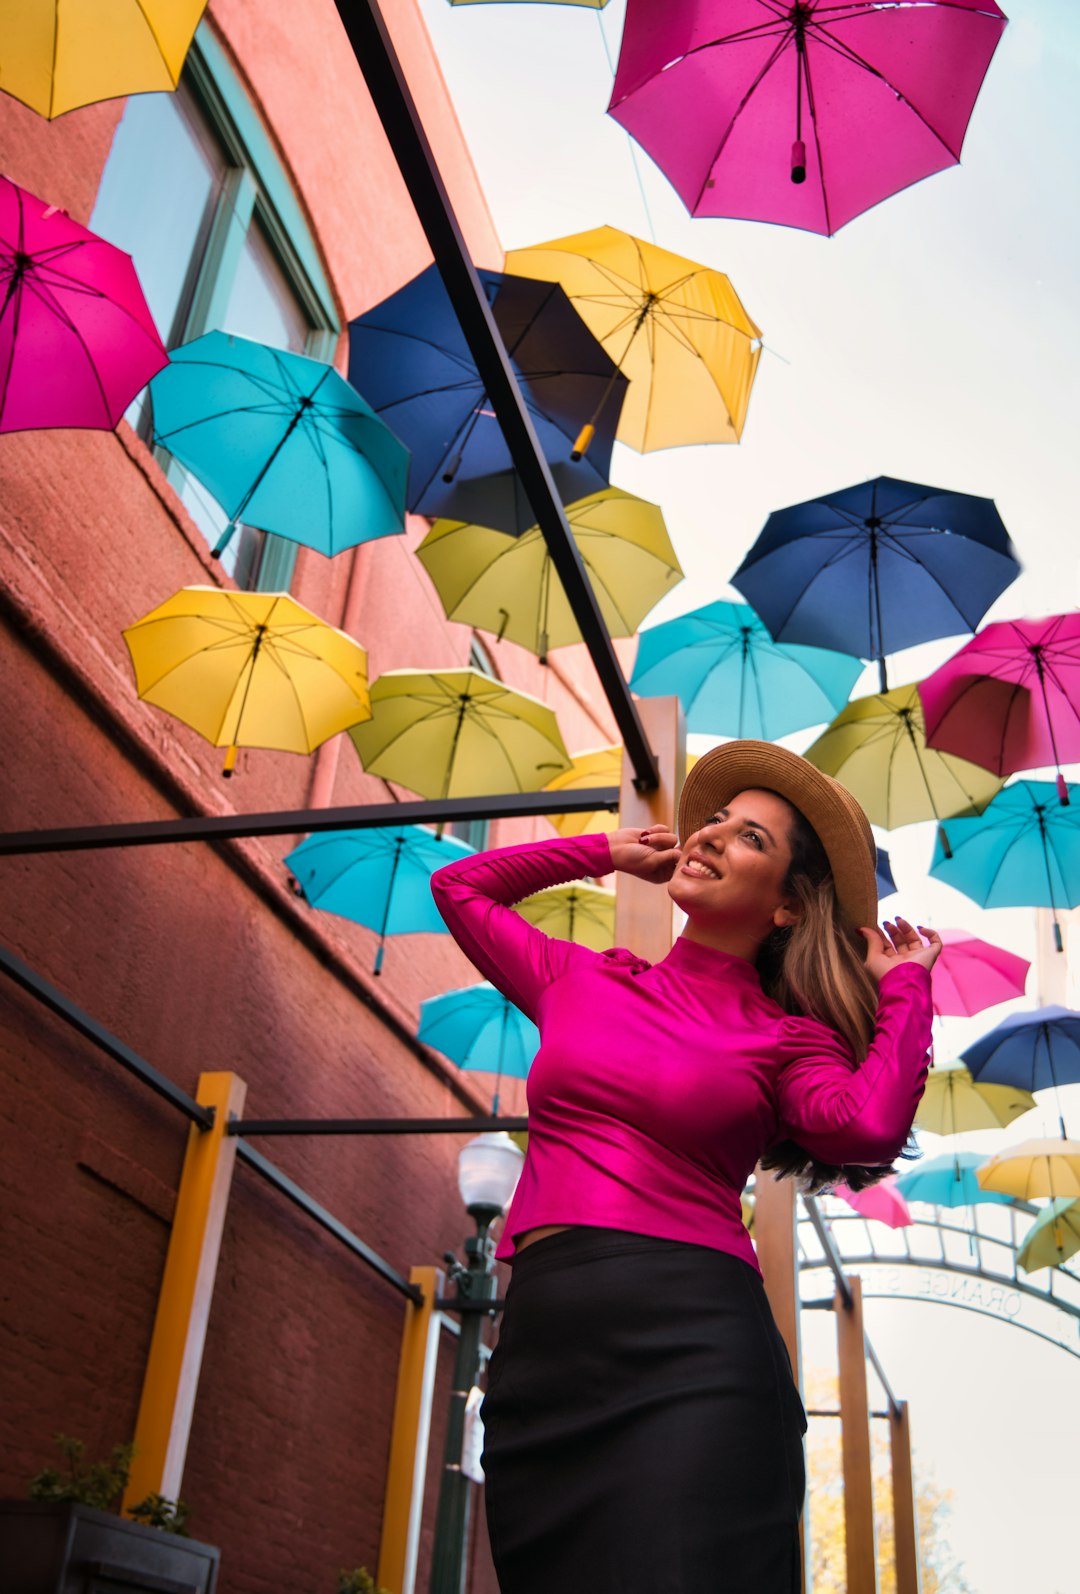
(0, 175, 167, 432)
(608, 0, 1008, 235)
(920, 615, 1080, 803)
(930, 929, 1030, 1018)
(835, 1177, 912, 1229)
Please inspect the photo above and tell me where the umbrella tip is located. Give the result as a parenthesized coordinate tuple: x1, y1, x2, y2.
(790, 141, 807, 184)
(223, 745, 238, 778)
(571, 422, 595, 461)
(1057, 772, 1070, 806)
(211, 522, 238, 559)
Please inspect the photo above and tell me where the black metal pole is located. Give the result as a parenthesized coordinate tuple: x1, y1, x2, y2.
(330, 0, 657, 793)
(230, 1115, 527, 1137)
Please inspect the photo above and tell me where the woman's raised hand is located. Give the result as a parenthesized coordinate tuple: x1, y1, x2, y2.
(608, 824, 681, 883)
(859, 917, 942, 980)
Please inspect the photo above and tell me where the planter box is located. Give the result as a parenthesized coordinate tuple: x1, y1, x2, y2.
(0, 1502, 220, 1593)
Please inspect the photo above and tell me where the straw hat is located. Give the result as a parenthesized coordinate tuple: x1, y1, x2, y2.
(678, 739, 878, 930)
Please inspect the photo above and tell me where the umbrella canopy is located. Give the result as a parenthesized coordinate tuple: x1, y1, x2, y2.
(914, 1065, 1035, 1138)
(514, 882, 615, 952)
(419, 983, 540, 1112)
(962, 1005, 1080, 1136)
(0, 174, 167, 432)
(505, 226, 761, 451)
(349, 668, 571, 799)
(978, 1140, 1080, 1202)
(731, 477, 1020, 690)
(1016, 1198, 1080, 1274)
(834, 1177, 912, 1229)
(149, 331, 409, 559)
(919, 615, 1080, 802)
(895, 1151, 1012, 1209)
(607, 0, 1007, 236)
(631, 599, 861, 741)
(347, 264, 627, 533)
(450, 0, 609, 7)
(804, 682, 1003, 837)
(122, 586, 370, 775)
(930, 930, 1030, 1019)
(284, 826, 472, 975)
(544, 745, 622, 839)
(875, 847, 896, 902)
(0, 1, 207, 119)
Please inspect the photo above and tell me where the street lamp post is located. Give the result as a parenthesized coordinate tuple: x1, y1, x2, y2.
(429, 1132, 523, 1594)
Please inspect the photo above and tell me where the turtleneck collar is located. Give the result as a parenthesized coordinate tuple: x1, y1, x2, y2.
(661, 934, 763, 985)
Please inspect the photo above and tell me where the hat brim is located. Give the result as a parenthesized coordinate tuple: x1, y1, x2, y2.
(678, 739, 878, 930)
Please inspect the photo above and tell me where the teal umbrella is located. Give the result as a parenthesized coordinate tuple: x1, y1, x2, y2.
(150, 330, 410, 558)
(895, 1151, 1013, 1209)
(630, 599, 861, 739)
(284, 825, 472, 974)
(419, 982, 540, 1113)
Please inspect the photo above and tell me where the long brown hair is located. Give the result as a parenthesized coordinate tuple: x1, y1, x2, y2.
(755, 799, 919, 1194)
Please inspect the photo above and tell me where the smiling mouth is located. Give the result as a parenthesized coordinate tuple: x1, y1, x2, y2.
(682, 856, 722, 880)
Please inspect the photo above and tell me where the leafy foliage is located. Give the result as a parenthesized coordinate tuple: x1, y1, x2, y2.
(29, 1435, 134, 1512)
(337, 1569, 391, 1594)
(128, 1492, 192, 1536)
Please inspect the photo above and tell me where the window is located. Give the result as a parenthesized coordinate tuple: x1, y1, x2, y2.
(90, 26, 339, 591)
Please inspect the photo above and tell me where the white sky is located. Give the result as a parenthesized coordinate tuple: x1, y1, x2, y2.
(415, 1, 1080, 1587)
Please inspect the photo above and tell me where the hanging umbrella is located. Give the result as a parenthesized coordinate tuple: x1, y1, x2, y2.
(347, 264, 627, 533)
(0, 1, 207, 119)
(803, 682, 1003, 853)
(544, 745, 623, 839)
(875, 847, 896, 902)
(977, 1140, 1080, 1202)
(419, 982, 540, 1113)
(284, 826, 472, 975)
(962, 1006, 1080, 1139)
(0, 174, 167, 432)
(416, 488, 683, 661)
(895, 1151, 1012, 1209)
(834, 1177, 912, 1229)
(514, 882, 616, 952)
(920, 615, 1080, 806)
(1016, 1198, 1080, 1274)
(607, 0, 1008, 236)
(928, 781, 1080, 952)
(450, 0, 609, 6)
(149, 331, 409, 559)
(349, 668, 571, 799)
(930, 931, 1030, 1019)
(505, 227, 761, 452)
(122, 586, 370, 776)
(731, 477, 1020, 691)
(630, 599, 861, 741)
(914, 1065, 1035, 1137)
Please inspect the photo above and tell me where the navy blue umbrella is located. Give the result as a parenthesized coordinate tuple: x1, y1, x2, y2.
(875, 847, 896, 902)
(962, 1006, 1080, 1138)
(347, 265, 628, 534)
(731, 477, 1020, 690)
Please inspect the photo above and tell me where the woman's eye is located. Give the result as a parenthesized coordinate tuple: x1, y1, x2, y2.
(744, 831, 762, 848)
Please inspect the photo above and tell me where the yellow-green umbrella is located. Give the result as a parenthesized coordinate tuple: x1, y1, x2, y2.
(977, 1139, 1080, 1201)
(0, 1, 207, 120)
(804, 682, 1003, 840)
(505, 227, 761, 454)
(349, 668, 571, 799)
(544, 746, 623, 838)
(122, 586, 370, 775)
(913, 1065, 1036, 1137)
(514, 881, 615, 951)
(1016, 1198, 1080, 1274)
(416, 487, 683, 661)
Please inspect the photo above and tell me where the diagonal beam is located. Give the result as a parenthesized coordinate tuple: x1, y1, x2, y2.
(330, 0, 657, 792)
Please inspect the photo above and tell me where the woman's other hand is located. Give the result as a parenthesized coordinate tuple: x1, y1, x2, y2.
(608, 824, 681, 883)
(859, 917, 943, 980)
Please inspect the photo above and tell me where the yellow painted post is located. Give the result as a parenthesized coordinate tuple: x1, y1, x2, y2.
(378, 1266, 446, 1594)
(890, 1400, 922, 1594)
(755, 1171, 810, 1594)
(123, 1072, 246, 1511)
(836, 1276, 879, 1594)
(614, 695, 685, 965)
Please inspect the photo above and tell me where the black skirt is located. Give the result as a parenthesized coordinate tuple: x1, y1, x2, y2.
(481, 1228, 807, 1594)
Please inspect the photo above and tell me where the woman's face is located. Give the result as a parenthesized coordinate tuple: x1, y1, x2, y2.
(668, 787, 800, 946)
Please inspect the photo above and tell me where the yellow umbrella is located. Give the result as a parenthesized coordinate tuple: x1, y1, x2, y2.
(804, 682, 1003, 837)
(1016, 1198, 1080, 1274)
(505, 227, 761, 453)
(977, 1139, 1080, 1201)
(349, 668, 571, 799)
(515, 882, 615, 952)
(544, 746, 623, 838)
(122, 586, 370, 775)
(913, 1065, 1036, 1137)
(416, 487, 683, 661)
(1, 1, 207, 119)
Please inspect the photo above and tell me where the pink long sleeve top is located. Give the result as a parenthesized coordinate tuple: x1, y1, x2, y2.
(431, 833, 932, 1272)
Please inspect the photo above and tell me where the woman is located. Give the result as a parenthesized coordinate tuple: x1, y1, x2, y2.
(431, 740, 938, 1594)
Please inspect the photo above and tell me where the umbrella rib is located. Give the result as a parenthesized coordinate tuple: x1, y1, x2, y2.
(18, 273, 115, 419)
(133, 0, 175, 77)
(684, 31, 793, 211)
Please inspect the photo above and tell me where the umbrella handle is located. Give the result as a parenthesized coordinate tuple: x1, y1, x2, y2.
(212, 522, 238, 559)
(223, 744, 238, 778)
(571, 422, 595, 461)
(791, 140, 807, 184)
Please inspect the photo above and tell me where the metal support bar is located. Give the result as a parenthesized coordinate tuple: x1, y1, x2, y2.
(0, 788, 621, 858)
(0, 942, 214, 1128)
(230, 1115, 527, 1137)
(330, 0, 657, 792)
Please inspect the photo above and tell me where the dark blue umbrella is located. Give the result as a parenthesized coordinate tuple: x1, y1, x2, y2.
(875, 847, 896, 902)
(731, 477, 1020, 690)
(347, 265, 628, 533)
(962, 1006, 1080, 1138)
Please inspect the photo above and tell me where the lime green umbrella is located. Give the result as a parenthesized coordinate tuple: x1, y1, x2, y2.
(1016, 1198, 1080, 1273)
(349, 668, 571, 798)
(913, 1065, 1035, 1137)
(515, 881, 615, 952)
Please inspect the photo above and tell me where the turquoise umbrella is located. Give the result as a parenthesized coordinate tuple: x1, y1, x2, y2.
(150, 330, 409, 558)
(630, 599, 861, 739)
(284, 826, 472, 974)
(418, 982, 540, 1113)
(895, 1151, 1013, 1209)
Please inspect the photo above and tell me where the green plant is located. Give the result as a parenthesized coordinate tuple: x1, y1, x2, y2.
(29, 1435, 134, 1512)
(337, 1569, 391, 1594)
(127, 1491, 192, 1537)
